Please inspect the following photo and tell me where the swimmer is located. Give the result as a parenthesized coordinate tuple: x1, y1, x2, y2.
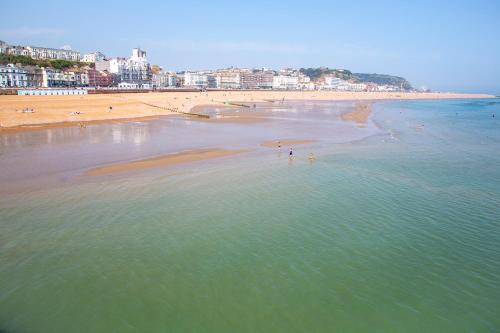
(289, 148, 293, 159)
(277, 140, 281, 150)
(308, 153, 316, 161)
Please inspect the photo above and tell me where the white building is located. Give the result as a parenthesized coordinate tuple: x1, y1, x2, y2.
(272, 75, 299, 90)
(323, 76, 343, 89)
(215, 71, 241, 89)
(336, 81, 366, 92)
(377, 85, 399, 92)
(41, 68, 73, 87)
(26, 46, 81, 61)
(153, 71, 177, 88)
(64, 70, 89, 86)
(6, 45, 30, 57)
(42, 68, 64, 87)
(0, 64, 28, 88)
(184, 72, 208, 88)
(108, 48, 151, 87)
(82, 52, 106, 63)
(298, 74, 315, 90)
(299, 82, 316, 90)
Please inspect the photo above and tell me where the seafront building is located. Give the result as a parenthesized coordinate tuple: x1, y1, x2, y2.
(153, 71, 177, 88)
(0, 64, 28, 88)
(337, 81, 366, 92)
(323, 76, 343, 89)
(215, 71, 241, 89)
(24, 66, 44, 88)
(272, 75, 299, 90)
(40, 68, 89, 87)
(103, 48, 152, 88)
(240, 72, 258, 89)
(41, 68, 66, 87)
(184, 72, 209, 88)
(87, 68, 113, 87)
(255, 71, 274, 89)
(0, 39, 409, 92)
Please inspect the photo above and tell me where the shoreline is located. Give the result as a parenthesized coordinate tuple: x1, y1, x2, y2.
(0, 91, 495, 131)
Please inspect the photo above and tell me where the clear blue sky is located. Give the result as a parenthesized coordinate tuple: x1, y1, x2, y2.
(2, 0, 499, 94)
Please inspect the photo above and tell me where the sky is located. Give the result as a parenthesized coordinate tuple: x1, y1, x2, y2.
(1, 0, 499, 94)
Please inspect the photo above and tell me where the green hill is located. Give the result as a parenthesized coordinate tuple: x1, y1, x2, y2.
(353, 73, 413, 90)
(299, 67, 353, 81)
(299, 67, 413, 90)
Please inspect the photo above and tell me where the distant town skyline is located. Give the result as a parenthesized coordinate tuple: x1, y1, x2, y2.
(1, 0, 499, 94)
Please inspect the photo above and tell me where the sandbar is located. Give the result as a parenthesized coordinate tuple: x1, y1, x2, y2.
(261, 140, 317, 148)
(341, 102, 373, 123)
(85, 148, 248, 176)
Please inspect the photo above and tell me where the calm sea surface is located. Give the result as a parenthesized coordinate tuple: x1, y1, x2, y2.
(1, 99, 500, 332)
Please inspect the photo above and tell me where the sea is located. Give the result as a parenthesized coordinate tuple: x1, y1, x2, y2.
(1, 99, 499, 332)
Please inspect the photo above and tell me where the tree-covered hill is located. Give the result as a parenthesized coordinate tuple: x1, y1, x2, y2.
(299, 67, 353, 81)
(299, 67, 413, 90)
(352, 73, 413, 89)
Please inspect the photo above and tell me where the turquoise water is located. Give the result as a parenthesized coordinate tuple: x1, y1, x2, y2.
(1, 99, 500, 332)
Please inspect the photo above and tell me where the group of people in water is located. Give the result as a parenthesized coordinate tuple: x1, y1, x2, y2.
(276, 141, 316, 162)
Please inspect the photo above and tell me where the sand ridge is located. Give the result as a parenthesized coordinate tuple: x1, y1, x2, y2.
(85, 148, 249, 176)
(341, 102, 373, 123)
(260, 140, 317, 148)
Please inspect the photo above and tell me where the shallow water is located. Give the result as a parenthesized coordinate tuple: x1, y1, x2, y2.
(1, 99, 500, 332)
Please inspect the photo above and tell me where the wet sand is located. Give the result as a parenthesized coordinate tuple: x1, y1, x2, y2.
(0, 115, 163, 134)
(0, 99, 405, 193)
(85, 149, 248, 176)
(341, 103, 373, 123)
(260, 140, 317, 148)
(0, 91, 494, 130)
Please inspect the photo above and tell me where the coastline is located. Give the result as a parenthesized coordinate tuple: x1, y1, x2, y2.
(0, 91, 494, 131)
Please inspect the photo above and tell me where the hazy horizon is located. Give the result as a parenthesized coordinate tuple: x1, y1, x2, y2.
(1, 0, 499, 94)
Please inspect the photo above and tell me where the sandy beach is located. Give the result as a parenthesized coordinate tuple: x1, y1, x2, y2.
(0, 90, 494, 130)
